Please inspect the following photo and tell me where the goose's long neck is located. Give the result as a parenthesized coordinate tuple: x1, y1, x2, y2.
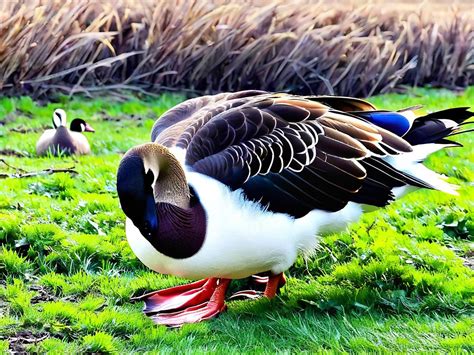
(52, 126, 74, 149)
(153, 201, 207, 259)
(145, 147, 207, 258)
(141, 145, 190, 209)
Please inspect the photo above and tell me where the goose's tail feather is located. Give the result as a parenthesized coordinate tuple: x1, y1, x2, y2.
(384, 107, 473, 196)
(403, 107, 473, 146)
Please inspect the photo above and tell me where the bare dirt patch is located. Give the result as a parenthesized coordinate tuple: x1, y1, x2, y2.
(7, 330, 49, 354)
(462, 250, 474, 270)
(29, 285, 58, 304)
(9, 126, 44, 133)
(0, 149, 28, 157)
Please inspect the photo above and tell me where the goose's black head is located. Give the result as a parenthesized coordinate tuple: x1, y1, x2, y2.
(117, 150, 158, 239)
(70, 118, 95, 133)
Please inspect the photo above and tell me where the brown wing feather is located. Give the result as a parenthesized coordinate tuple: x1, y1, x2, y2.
(308, 96, 377, 112)
(151, 91, 425, 216)
(152, 90, 269, 146)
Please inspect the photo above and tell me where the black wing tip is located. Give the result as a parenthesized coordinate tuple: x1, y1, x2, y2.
(421, 107, 474, 124)
(435, 138, 464, 147)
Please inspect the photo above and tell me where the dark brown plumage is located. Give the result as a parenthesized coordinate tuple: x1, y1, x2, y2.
(150, 91, 445, 217)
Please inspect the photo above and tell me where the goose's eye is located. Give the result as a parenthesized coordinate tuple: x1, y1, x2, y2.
(145, 169, 154, 187)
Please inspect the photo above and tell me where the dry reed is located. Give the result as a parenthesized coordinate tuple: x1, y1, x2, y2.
(0, 0, 472, 98)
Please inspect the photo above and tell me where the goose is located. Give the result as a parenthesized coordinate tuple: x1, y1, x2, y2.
(116, 90, 473, 327)
(36, 109, 95, 156)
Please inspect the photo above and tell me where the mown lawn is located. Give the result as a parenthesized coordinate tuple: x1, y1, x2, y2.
(0, 88, 473, 353)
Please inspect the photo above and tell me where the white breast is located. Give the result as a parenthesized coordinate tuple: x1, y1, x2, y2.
(126, 168, 364, 280)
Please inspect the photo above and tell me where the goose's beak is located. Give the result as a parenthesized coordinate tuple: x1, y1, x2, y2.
(84, 123, 95, 132)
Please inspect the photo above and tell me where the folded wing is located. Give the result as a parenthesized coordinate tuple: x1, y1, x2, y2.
(175, 95, 431, 217)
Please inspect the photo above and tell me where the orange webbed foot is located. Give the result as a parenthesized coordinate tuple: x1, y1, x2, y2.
(133, 278, 230, 327)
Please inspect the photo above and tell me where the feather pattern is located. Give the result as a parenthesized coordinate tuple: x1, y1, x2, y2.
(150, 90, 460, 218)
(120, 91, 472, 285)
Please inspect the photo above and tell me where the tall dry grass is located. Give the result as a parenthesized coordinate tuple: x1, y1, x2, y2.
(0, 0, 472, 98)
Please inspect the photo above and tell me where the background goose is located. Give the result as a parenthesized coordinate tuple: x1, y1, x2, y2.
(36, 109, 95, 156)
(117, 90, 473, 327)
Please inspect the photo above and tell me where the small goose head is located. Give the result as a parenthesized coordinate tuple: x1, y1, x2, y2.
(53, 109, 67, 128)
(117, 143, 190, 238)
(70, 118, 95, 133)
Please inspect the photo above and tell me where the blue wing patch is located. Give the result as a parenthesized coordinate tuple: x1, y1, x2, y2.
(356, 111, 411, 136)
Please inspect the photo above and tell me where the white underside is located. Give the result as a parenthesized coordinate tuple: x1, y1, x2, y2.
(126, 144, 454, 280)
(126, 169, 363, 280)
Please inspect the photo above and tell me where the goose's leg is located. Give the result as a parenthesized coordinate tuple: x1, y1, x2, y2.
(132, 278, 219, 314)
(150, 278, 231, 327)
(264, 273, 285, 298)
(229, 273, 286, 300)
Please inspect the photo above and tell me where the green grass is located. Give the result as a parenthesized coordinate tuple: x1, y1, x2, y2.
(0, 88, 473, 353)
